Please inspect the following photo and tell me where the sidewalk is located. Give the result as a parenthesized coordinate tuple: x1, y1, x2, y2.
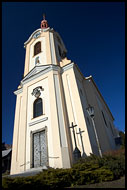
(66, 176, 125, 188)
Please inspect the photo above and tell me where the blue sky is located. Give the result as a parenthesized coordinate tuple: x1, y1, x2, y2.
(2, 2, 125, 145)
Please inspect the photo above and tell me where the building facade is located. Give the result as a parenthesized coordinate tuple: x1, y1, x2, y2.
(10, 17, 120, 175)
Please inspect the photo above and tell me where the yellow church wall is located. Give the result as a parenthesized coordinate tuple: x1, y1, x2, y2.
(57, 74, 74, 166)
(40, 31, 52, 64)
(24, 42, 30, 77)
(29, 36, 47, 71)
(95, 91, 117, 150)
(11, 66, 73, 175)
(11, 85, 28, 174)
(71, 64, 117, 154)
(17, 86, 28, 173)
(25, 77, 50, 170)
(48, 71, 71, 168)
(25, 72, 63, 170)
(89, 79, 116, 151)
(61, 64, 93, 156)
(83, 79, 112, 152)
(72, 66, 100, 155)
(10, 94, 23, 174)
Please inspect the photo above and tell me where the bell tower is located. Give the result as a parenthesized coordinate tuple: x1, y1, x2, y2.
(11, 16, 76, 175)
(23, 14, 68, 78)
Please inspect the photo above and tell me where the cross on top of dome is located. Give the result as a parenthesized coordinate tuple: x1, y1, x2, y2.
(41, 13, 49, 29)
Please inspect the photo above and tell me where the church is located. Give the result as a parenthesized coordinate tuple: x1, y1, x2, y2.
(10, 16, 120, 175)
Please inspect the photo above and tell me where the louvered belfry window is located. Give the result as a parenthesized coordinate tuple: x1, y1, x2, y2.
(34, 41, 41, 56)
(33, 98, 43, 118)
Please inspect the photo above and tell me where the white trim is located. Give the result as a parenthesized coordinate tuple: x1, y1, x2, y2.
(14, 63, 76, 94)
(24, 29, 41, 47)
(62, 62, 74, 72)
(24, 27, 54, 48)
(22, 65, 50, 82)
(29, 117, 48, 126)
(85, 75, 92, 80)
(41, 27, 50, 32)
(49, 32, 57, 64)
(14, 88, 23, 95)
(53, 74, 67, 147)
(21, 65, 61, 85)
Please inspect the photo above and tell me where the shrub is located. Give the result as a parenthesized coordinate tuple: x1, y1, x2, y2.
(2, 149, 125, 189)
(2, 176, 47, 190)
(35, 168, 72, 188)
(2, 177, 13, 189)
(102, 157, 125, 179)
(97, 152, 125, 180)
(74, 148, 125, 181)
(75, 168, 113, 185)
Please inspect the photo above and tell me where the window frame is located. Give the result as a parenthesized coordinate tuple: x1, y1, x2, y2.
(33, 98, 43, 118)
(34, 41, 41, 56)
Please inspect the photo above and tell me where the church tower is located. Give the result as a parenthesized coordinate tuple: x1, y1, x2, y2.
(11, 16, 119, 175)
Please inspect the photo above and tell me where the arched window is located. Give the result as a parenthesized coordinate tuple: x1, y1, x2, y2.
(33, 98, 43, 118)
(34, 41, 41, 56)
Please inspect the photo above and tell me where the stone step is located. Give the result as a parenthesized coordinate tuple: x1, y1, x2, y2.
(4, 166, 48, 178)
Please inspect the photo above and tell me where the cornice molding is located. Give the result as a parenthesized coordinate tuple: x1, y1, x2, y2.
(21, 65, 61, 85)
(14, 87, 23, 95)
(24, 28, 41, 48)
(62, 62, 74, 72)
(24, 27, 54, 48)
(14, 63, 76, 95)
(29, 117, 48, 127)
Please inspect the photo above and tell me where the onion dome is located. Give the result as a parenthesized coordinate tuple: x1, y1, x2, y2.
(41, 14, 49, 29)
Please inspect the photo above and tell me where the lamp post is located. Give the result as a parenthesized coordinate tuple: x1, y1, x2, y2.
(86, 105, 102, 157)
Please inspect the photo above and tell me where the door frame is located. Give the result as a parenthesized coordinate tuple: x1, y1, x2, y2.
(30, 126, 48, 168)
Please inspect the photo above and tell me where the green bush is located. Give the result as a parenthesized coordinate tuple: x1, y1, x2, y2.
(35, 168, 72, 188)
(75, 168, 113, 185)
(2, 177, 13, 189)
(2, 148, 125, 189)
(97, 151, 125, 179)
(2, 176, 47, 190)
(73, 148, 125, 181)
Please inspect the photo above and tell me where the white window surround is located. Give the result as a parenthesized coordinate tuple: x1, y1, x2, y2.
(29, 117, 48, 126)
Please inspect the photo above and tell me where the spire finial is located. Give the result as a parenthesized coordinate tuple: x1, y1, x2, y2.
(43, 13, 45, 20)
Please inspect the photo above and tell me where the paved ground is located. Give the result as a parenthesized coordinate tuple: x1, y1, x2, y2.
(66, 176, 125, 188)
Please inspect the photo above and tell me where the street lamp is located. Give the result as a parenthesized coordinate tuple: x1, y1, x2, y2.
(86, 105, 102, 157)
(86, 105, 95, 118)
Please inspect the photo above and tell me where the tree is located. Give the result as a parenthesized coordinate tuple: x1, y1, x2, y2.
(119, 131, 125, 147)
